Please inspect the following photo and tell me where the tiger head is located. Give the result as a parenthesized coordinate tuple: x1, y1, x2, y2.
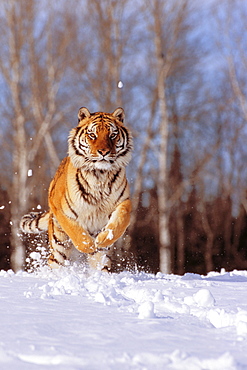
(68, 107, 133, 171)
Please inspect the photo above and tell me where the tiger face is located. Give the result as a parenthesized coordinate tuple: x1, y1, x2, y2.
(68, 107, 132, 171)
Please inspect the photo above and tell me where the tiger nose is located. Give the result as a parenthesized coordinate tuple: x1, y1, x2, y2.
(98, 149, 111, 156)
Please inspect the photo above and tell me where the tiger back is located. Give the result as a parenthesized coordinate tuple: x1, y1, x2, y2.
(20, 107, 133, 271)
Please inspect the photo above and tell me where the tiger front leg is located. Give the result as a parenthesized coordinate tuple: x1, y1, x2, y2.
(95, 199, 131, 249)
(52, 208, 96, 254)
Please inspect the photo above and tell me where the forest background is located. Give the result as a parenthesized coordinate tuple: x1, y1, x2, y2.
(0, 0, 247, 276)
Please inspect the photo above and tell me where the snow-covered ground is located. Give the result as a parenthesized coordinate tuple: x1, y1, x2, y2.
(1, 264, 247, 369)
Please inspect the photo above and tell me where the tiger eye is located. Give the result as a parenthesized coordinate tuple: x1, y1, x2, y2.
(110, 133, 118, 140)
(88, 133, 97, 140)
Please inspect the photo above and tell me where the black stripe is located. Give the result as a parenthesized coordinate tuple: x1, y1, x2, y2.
(116, 133, 126, 149)
(50, 219, 65, 246)
(78, 128, 88, 148)
(116, 174, 127, 192)
(91, 169, 107, 178)
(97, 247, 111, 252)
(121, 126, 130, 138)
(106, 169, 121, 195)
(65, 193, 78, 219)
(89, 247, 111, 255)
(57, 250, 67, 260)
(48, 254, 62, 265)
(72, 128, 86, 157)
(77, 169, 90, 188)
(29, 220, 36, 231)
(105, 254, 113, 262)
(117, 147, 132, 159)
(89, 250, 98, 256)
(53, 233, 65, 246)
(35, 214, 44, 231)
(112, 169, 121, 184)
(115, 128, 132, 157)
(76, 170, 98, 204)
(72, 141, 83, 156)
(116, 181, 128, 205)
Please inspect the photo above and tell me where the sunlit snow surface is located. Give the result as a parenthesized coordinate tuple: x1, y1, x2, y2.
(0, 266, 247, 369)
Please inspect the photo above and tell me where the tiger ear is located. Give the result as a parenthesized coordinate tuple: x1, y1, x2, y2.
(78, 107, 91, 122)
(112, 107, 125, 123)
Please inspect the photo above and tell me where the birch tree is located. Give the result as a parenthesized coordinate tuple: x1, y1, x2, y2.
(0, 0, 79, 271)
(146, 0, 192, 273)
(79, 0, 131, 111)
(205, 0, 247, 269)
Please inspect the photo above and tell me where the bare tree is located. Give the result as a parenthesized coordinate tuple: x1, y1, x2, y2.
(205, 0, 247, 269)
(144, 0, 192, 273)
(0, 0, 80, 271)
(78, 0, 130, 111)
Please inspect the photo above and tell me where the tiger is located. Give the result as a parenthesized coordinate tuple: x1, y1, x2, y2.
(20, 107, 133, 271)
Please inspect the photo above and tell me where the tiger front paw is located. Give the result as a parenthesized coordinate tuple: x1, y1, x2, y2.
(95, 228, 115, 249)
(75, 234, 96, 254)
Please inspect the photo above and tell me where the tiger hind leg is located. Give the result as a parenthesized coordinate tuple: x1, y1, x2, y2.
(48, 215, 72, 268)
(88, 248, 113, 272)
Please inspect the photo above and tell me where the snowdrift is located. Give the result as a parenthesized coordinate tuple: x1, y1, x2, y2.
(0, 265, 247, 369)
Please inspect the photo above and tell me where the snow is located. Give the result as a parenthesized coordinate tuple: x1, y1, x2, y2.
(106, 229, 114, 240)
(0, 266, 247, 369)
(118, 81, 124, 88)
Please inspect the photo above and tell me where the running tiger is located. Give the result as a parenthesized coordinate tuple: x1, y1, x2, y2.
(20, 107, 133, 271)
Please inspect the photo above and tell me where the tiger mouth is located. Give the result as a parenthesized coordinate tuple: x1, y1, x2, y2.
(91, 156, 115, 163)
(98, 159, 115, 165)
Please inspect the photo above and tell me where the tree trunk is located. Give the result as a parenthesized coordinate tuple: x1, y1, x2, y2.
(7, 1, 29, 270)
(205, 235, 214, 273)
(10, 114, 29, 271)
(177, 211, 185, 275)
(157, 66, 171, 274)
(200, 205, 214, 273)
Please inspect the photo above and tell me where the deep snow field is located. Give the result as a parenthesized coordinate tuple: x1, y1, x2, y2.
(1, 262, 247, 370)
